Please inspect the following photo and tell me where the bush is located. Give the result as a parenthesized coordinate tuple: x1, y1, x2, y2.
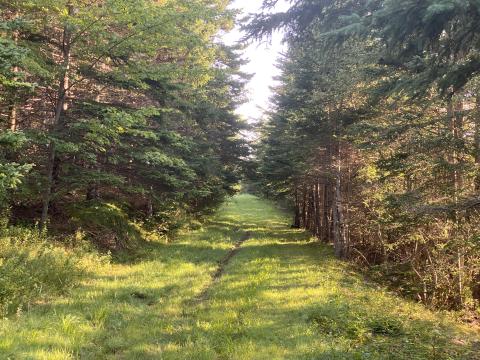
(0, 227, 95, 317)
(69, 202, 142, 250)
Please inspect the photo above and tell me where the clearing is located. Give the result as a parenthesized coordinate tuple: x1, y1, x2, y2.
(0, 194, 478, 359)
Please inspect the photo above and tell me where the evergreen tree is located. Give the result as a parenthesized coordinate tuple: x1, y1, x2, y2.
(0, 0, 249, 247)
(250, 0, 480, 309)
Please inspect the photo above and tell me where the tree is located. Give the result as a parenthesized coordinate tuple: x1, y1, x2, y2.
(250, 0, 480, 309)
(0, 0, 249, 246)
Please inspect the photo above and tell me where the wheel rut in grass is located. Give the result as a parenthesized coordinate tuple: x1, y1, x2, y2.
(194, 229, 251, 302)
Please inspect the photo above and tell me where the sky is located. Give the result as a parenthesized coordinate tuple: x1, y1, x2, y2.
(222, 0, 290, 122)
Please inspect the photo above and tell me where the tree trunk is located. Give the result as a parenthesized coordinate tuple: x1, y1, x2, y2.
(308, 185, 314, 231)
(9, 13, 19, 131)
(9, 103, 17, 131)
(146, 186, 154, 218)
(313, 181, 320, 237)
(321, 183, 328, 242)
(448, 94, 465, 307)
(333, 175, 346, 258)
(455, 97, 465, 307)
(293, 186, 301, 228)
(39, 5, 74, 230)
(302, 187, 307, 228)
(333, 143, 347, 258)
(467, 92, 479, 302)
(453, 98, 464, 193)
(475, 94, 480, 191)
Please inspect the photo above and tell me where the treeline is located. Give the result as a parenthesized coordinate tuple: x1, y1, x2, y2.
(0, 0, 248, 247)
(249, 0, 480, 310)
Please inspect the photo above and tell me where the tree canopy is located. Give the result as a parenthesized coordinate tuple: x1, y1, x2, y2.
(0, 0, 249, 244)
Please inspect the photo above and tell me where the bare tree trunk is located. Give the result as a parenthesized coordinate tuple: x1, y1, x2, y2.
(321, 183, 328, 242)
(453, 98, 464, 192)
(146, 186, 154, 218)
(312, 183, 317, 235)
(475, 94, 480, 191)
(39, 5, 74, 230)
(313, 181, 320, 237)
(472, 94, 480, 303)
(293, 186, 301, 228)
(333, 142, 346, 258)
(9, 12, 19, 131)
(344, 155, 351, 256)
(333, 177, 346, 257)
(447, 94, 466, 307)
(9, 103, 17, 131)
(455, 97, 465, 307)
(302, 186, 307, 228)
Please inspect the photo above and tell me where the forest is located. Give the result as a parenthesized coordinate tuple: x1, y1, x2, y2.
(0, 0, 479, 359)
(249, 0, 480, 311)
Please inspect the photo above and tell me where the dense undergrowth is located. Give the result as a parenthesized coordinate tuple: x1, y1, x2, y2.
(0, 197, 219, 319)
(0, 226, 108, 318)
(0, 194, 218, 319)
(0, 204, 193, 319)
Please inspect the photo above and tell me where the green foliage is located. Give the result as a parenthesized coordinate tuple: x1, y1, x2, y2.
(0, 131, 33, 204)
(250, 0, 480, 310)
(0, 0, 248, 239)
(69, 202, 142, 250)
(0, 227, 85, 317)
(0, 163, 32, 195)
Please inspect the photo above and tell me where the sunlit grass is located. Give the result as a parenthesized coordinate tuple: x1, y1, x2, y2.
(0, 194, 478, 359)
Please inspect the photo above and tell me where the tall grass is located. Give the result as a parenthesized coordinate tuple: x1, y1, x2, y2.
(0, 226, 105, 317)
(0, 195, 478, 359)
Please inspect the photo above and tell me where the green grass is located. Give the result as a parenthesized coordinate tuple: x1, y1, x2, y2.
(0, 227, 103, 319)
(0, 194, 479, 359)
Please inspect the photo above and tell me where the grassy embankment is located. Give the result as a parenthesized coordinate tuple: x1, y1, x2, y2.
(0, 194, 478, 359)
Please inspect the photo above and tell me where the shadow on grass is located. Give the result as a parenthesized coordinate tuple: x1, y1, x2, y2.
(1, 194, 477, 360)
(111, 217, 246, 265)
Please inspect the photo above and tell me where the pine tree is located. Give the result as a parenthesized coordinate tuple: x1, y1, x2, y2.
(250, 0, 480, 309)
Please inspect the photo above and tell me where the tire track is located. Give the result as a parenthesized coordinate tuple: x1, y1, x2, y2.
(193, 230, 251, 303)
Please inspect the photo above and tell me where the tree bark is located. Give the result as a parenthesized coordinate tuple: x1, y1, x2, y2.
(146, 186, 154, 218)
(468, 94, 480, 302)
(302, 186, 307, 228)
(333, 176, 346, 257)
(321, 183, 328, 242)
(453, 98, 464, 193)
(448, 94, 465, 307)
(475, 93, 480, 191)
(313, 181, 320, 237)
(293, 186, 301, 228)
(333, 143, 346, 258)
(9, 12, 19, 131)
(39, 5, 74, 230)
(9, 103, 17, 131)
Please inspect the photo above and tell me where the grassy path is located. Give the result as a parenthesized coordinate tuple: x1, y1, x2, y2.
(1, 194, 479, 359)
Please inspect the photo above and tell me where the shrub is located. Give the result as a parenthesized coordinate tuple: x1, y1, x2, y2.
(0, 227, 98, 317)
(69, 202, 142, 250)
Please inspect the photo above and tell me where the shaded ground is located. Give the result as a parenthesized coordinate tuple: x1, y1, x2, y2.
(0, 194, 478, 359)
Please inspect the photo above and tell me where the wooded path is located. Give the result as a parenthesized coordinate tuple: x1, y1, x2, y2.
(1, 195, 478, 359)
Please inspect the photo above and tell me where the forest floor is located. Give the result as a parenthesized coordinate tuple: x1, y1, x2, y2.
(1, 194, 479, 359)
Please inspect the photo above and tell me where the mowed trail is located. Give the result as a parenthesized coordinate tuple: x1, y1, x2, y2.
(0, 194, 478, 359)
